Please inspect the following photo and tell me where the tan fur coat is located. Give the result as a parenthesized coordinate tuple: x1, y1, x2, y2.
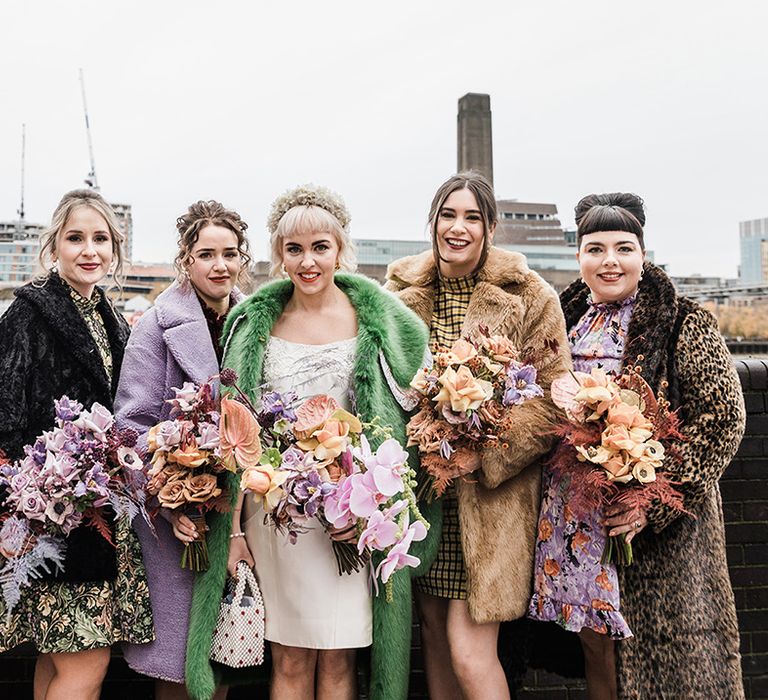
(386, 247, 571, 623)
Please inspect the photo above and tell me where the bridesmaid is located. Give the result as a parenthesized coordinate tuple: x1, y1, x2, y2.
(528, 192, 744, 699)
(0, 189, 153, 700)
(385, 172, 571, 699)
(115, 200, 249, 699)
(185, 184, 439, 700)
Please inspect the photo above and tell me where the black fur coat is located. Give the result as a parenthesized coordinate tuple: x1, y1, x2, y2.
(557, 262, 746, 699)
(0, 273, 129, 582)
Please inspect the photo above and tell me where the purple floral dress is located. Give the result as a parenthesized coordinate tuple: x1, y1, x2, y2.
(527, 295, 636, 639)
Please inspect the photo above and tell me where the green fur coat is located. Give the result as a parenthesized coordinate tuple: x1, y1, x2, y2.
(184, 273, 441, 700)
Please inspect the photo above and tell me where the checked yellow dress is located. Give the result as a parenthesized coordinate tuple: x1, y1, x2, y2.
(414, 273, 476, 599)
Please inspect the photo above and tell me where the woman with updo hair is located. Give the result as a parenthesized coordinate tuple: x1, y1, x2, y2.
(528, 193, 745, 699)
(115, 199, 250, 699)
(0, 189, 153, 699)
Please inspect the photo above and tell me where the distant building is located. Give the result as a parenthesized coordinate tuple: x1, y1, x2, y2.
(112, 202, 134, 262)
(457, 93, 493, 184)
(740, 218, 768, 283)
(0, 220, 44, 284)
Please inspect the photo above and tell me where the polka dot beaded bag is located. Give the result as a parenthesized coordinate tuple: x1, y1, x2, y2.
(210, 562, 265, 668)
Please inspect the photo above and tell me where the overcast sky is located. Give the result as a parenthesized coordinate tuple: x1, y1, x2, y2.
(2, 1, 766, 278)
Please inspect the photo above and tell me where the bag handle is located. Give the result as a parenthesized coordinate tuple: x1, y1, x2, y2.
(232, 561, 259, 605)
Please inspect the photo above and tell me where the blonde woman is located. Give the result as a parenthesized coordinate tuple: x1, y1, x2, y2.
(185, 185, 439, 700)
(0, 189, 153, 700)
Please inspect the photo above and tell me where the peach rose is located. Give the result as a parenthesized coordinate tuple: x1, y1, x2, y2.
(157, 480, 188, 509)
(185, 473, 222, 503)
(483, 335, 519, 364)
(172, 442, 209, 469)
(445, 338, 478, 365)
(433, 365, 494, 414)
(601, 452, 633, 483)
(240, 464, 275, 495)
(410, 367, 434, 394)
(293, 395, 340, 440)
(607, 399, 653, 432)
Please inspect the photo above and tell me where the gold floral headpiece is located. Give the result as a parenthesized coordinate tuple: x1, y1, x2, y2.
(267, 184, 351, 234)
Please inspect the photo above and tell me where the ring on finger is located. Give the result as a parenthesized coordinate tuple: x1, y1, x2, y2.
(634, 520, 641, 529)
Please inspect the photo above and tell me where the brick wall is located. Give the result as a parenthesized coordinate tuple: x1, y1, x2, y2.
(1, 359, 766, 699)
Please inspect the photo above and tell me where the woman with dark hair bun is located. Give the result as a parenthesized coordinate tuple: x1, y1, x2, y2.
(115, 200, 250, 699)
(528, 192, 745, 699)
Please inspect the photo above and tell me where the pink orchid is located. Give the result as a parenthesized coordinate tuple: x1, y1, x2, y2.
(348, 471, 388, 519)
(323, 477, 355, 528)
(370, 439, 409, 497)
(374, 514, 427, 584)
(357, 510, 400, 555)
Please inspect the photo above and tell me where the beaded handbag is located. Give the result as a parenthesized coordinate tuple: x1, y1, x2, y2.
(209, 562, 265, 668)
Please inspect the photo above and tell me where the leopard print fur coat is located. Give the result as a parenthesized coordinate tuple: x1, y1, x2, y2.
(561, 261, 746, 699)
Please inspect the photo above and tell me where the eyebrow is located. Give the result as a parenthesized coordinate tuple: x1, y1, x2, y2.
(64, 228, 110, 235)
(440, 207, 482, 215)
(585, 240, 637, 246)
(284, 238, 332, 245)
(194, 246, 239, 252)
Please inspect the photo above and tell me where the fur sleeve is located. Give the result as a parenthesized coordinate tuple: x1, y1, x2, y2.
(114, 309, 168, 457)
(0, 300, 38, 459)
(646, 308, 746, 532)
(479, 287, 571, 489)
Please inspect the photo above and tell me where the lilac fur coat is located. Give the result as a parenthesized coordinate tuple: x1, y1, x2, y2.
(115, 281, 243, 683)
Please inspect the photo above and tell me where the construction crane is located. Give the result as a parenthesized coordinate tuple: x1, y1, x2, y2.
(79, 68, 99, 191)
(17, 123, 25, 222)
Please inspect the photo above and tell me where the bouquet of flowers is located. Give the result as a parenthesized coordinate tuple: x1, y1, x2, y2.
(549, 365, 687, 565)
(145, 381, 247, 571)
(219, 369, 428, 600)
(407, 331, 545, 496)
(0, 397, 146, 616)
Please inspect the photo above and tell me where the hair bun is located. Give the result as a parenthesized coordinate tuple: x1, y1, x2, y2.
(574, 192, 645, 227)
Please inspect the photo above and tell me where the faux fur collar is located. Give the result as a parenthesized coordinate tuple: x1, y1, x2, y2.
(386, 246, 530, 289)
(15, 273, 128, 394)
(560, 261, 679, 390)
(154, 281, 244, 382)
(222, 273, 428, 394)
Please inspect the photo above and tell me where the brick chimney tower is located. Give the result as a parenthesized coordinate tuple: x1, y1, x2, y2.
(457, 93, 493, 185)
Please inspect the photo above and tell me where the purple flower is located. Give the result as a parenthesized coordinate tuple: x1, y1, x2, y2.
(20, 492, 47, 522)
(261, 391, 298, 422)
(280, 446, 306, 471)
(324, 477, 355, 528)
(74, 402, 115, 441)
(119, 427, 139, 448)
(441, 404, 470, 425)
(439, 440, 455, 461)
(167, 382, 201, 414)
(54, 396, 83, 423)
(292, 471, 334, 518)
(196, 422, 220, 451)
(503, 364, 544, 407)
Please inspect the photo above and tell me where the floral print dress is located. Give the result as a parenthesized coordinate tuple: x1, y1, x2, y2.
(528, 295, 636, 639)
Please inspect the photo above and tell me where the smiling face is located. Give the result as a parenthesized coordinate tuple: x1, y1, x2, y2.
(434, 187, 495, 278)
(577, 230, 645, 303)
(186, 224, 241, 308)
(53, 205, 114, 298)
(280, 227, 340, 296)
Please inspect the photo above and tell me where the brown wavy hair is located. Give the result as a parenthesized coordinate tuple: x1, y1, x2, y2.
(174, 200, 251, 283)
(428, 171, 498, 277)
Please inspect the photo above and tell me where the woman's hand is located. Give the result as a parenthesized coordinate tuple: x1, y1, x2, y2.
(168, 510, 200, 544)
(604, 504, 648, 544)
(227, 535, 255, 578)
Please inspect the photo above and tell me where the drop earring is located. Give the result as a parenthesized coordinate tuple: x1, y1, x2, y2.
(280, 263, 287, 276)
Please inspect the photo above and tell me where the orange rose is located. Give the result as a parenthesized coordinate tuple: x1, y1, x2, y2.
(538, 519, 554, 542)
(185, 473, 222, 503)
(172, 442, 209, 469)
(157, 480, 188, 509)
(543, 559, 560, 577)
(293, 395, 339, 440)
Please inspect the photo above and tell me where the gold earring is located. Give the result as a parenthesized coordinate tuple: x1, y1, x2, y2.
(280, 263, 287, 276)
(334, 262, 340, 271)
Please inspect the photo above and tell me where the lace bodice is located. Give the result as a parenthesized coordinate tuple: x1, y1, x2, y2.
(262, 335, 357, 409)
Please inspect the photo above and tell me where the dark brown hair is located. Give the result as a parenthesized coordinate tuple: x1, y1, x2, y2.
(174, 200, 251, 282)
(575, 192, 645, 250)
(428, 171, 498, 277)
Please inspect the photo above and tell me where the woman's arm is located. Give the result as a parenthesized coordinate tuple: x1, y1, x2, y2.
(479, 289, 572, 489)
(227, 490, 254, 576)
(645, 307, 746, 533)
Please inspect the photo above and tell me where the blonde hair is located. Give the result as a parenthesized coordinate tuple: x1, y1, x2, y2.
(174, 200, 251, 284)
(270, 204, 357, 278)
(38, 189, 126, 290)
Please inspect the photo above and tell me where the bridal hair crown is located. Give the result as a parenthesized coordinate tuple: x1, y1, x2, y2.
(267, 184, 351, 234)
